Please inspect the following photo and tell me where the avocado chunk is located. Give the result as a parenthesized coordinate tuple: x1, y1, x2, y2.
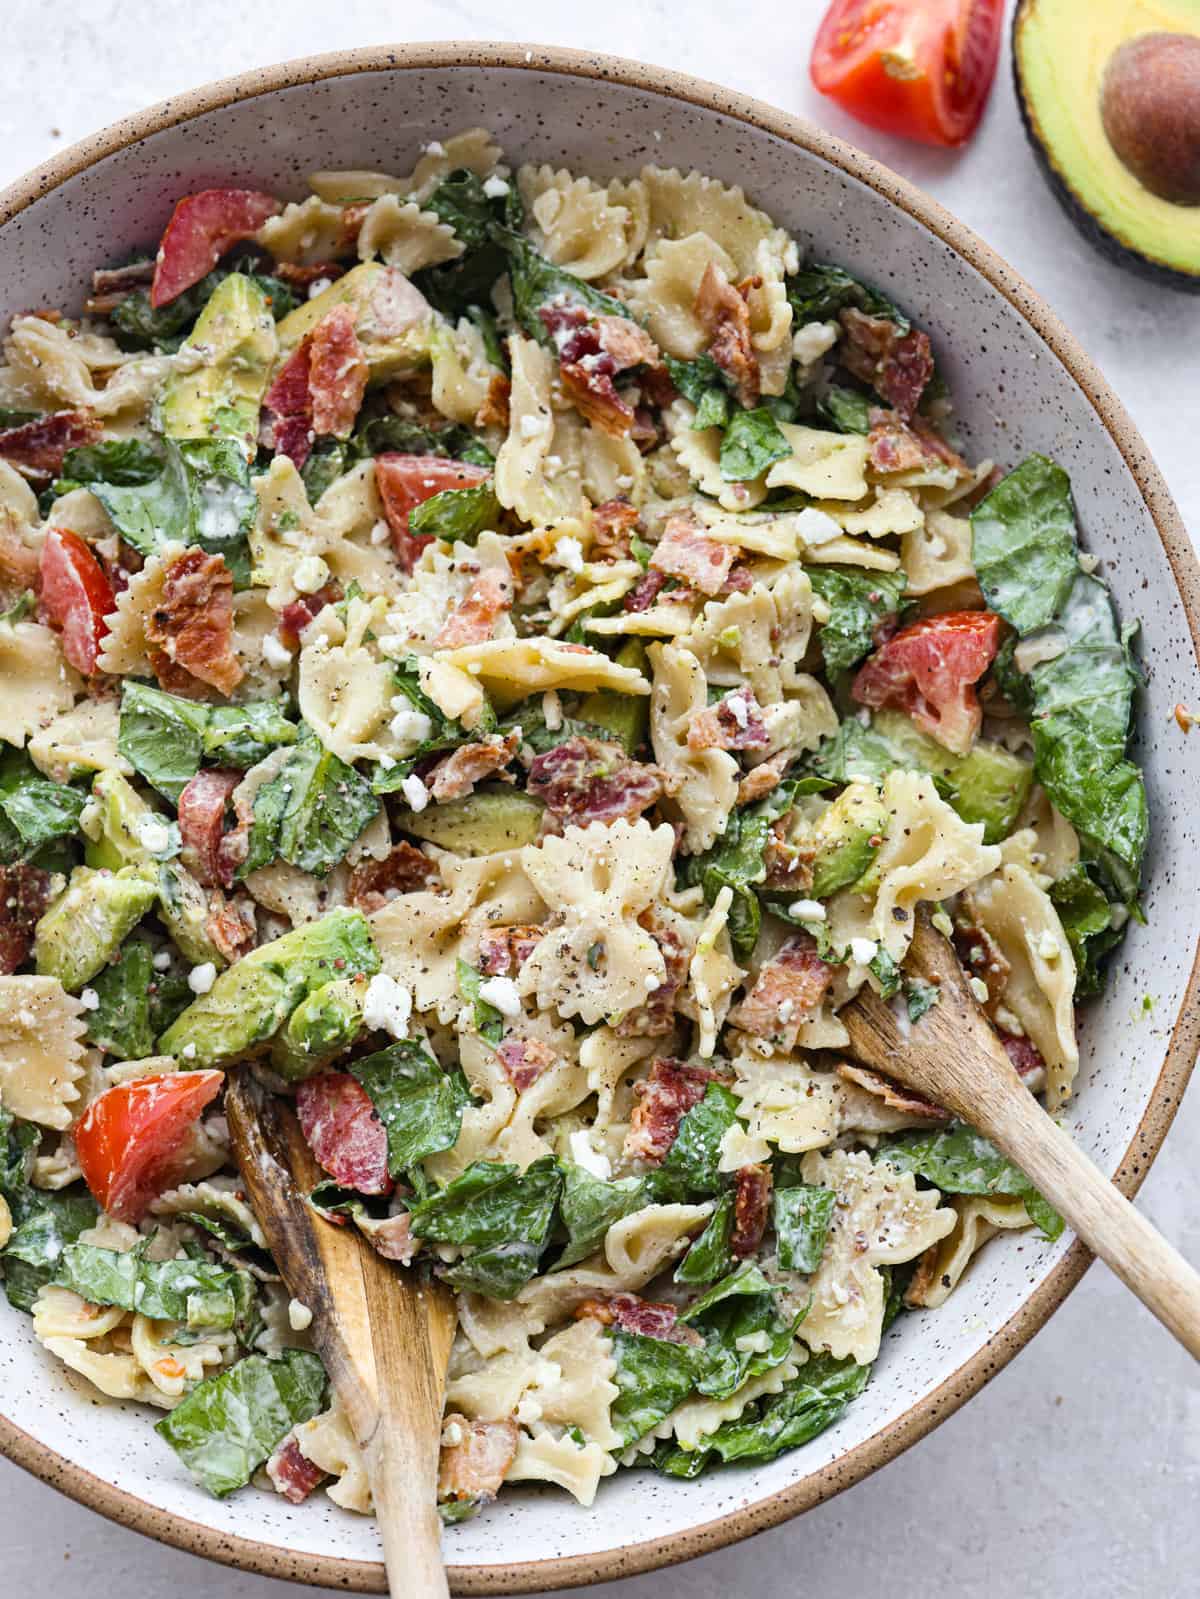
(271, 974, 368, 1083)
(872, 710, 1033, 844)
(1015, 0, 1200, 290)
(275, 262, 432, 381)
(160, 907, 379, 1068)
(811, 780, 889, 899)
(84, 771, 171, 872)
(35, 866, 158, 991)
(397, 785, 544, 855)
(160, 274, 279, 454)
(577, 640, 650, 754)
(156, 859, 226, 969)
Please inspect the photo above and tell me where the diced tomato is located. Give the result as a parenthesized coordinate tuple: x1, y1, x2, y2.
(296, 1071, 392, 1196)
(810, 0, 1004, 148)
(38, 527, 115, 674)
(374, 455, 491, 572)
(150, 188, 280, 307)
(851, 609, 1002, 756)
(75, 1072, 224, 1223)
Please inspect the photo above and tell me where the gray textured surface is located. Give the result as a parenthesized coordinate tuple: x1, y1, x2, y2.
(0, 3, 1197, 1595)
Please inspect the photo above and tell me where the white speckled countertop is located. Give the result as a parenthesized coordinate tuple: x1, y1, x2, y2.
(0, 3, 1196, 1594)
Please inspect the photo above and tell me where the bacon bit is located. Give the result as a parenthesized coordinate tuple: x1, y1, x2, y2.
(630, 406, 661, 452)
(438, 1415, 519, 1506)
(177, 768, 241, 887)
(589, 498, 641, 562)
(430, 571, 512, 651)
(839, 307, 934, 420)
(264, 341, 314, 469)
(694, 262, 760, 408)
(475, 373, 511, 431)
(737, 751, 790, 808)
(145, 548, 243, 696)
(686, 691, 770, 753)
(867, 407, 966, 476)
(650, 511, 736, 597)
(623, 567, 669, 613)
(150, 188, 280, 307)
(91, 259, 155, 296)
(576, 1292, 703, 1345)
(527, 737, 666, 827)
(477, 925, 544, 978)
(731, 1163, 773, 1258)
(729, 934, 833, 1048)
(1000, 1031, 1046, 1090)
(374, 454, 491, 572)
(953, 914, 1011, 999)
(368, 1210, 419, 1264)
(902, 1247, 942, 1310)
(761, 815, 816, 892)
(266, 1432, 328, 1505)
(348, 842, 440, 912)
(496, 1036, 559, 1093)
(624, 1057, 726, 1165)
(278, 585, 336, 651)
(0, 409, 102, 483)
(836, 1063, 950, 1122)
(0, 862, 51, 974)
(271, 260, 346, 289)
(308, 305, 368, 438)
(539, 302, 657, 439)
(427, 730, 520, 803)
(1175, 703, 1194, 734)
(205, 891, 257, 964)
(723, 563, 754, 594)
(296, 1071, 393, 1196)
(615, 910, 689, 1038)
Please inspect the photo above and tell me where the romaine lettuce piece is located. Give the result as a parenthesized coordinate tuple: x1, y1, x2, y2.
(807, 567, 909, 677)
(409, 1155, 563, 1300)
(876, 1124, 1062, 1240)
(53, 1240, 241, 1330)
(240, 725, 379, 879)
(556, 1164, 647, 1270)
(349, 1038, 471, 1174)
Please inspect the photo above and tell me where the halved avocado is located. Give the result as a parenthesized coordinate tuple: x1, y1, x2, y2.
(1014, 1, 1200, 290)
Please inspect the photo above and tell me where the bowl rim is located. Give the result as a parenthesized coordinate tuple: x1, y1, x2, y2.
(0, 38, 1197, 1596)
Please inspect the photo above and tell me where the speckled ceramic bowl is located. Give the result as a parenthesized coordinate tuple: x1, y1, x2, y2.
(0, 41, 1197, 1596)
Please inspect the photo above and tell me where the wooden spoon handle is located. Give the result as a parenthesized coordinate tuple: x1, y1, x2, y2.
(974, 1079, 1200, 1360)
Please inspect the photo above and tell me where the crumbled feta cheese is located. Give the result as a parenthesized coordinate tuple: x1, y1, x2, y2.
(778, 998, 795, 1024)
(849, 937, 878, 966)
(483, 175, 510, 198)
(400, 774, 430, 812)
(362, 972, 412, 1039)
(551, 535, 584, 575)
(734, 1330, 772, 1355)
(136, 815, 172, 855)
(791, 319, 839, 365)
(1036, 930, 1061, 961)
(78, 987, 100, 1012)
(388, 703, 435, 747)
(568, 1129, 612, 1180)
(262, 631, 295, 671)
(931, 909, 954, 939)
(307, 276, 333, 300)
(188, 962, 218, 996)
(377, 753, 396, 770)
(725, 693, 749, 729)
(542, 690, 563, 732)
(1078, 551, 1099, 574)
(477, 974, 522, 1017)
(520, 410, 549, 440)
(788, 899, 826, 921)
(292, 554, 330, 595)
(287, 1297, 313, 1332)
(643, 973, 662, 992)
(794, 506, 844, 547)
(424, 139, 446, 157)
(370, 519, 392, 546)
(152, 949, 172, 972)
(441, 1420, 465, 1448)
(181, 1043, 197, 1060)
(969, 976, 990, 1004)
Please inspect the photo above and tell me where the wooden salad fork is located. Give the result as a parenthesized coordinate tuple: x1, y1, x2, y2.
(842, 909, 1200, 1359)
(225, 1072, 457, 1599)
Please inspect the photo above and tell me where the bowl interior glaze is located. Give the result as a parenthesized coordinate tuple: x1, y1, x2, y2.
(0, 44, 1197, 1596)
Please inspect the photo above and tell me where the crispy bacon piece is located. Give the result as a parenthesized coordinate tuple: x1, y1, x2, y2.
(271, 260, 345, 290)
(761, 815, 817, 893)
(576, 1292, 703, 1345)
(623, 567, 669, 613)
(729, 934, 833, 1048)
(839, 307, 934, 420)
(590, 497, 640, 561)
(496, 1036, 558, 1093)
(477, 925, 544, 978)
(527, 737, 666, 828)
(438, 1415, 519, 1507)
(724, 563, 754, 594)
(867, 406, 966, 476)
(308, 305, 368, 437)
(145, 549, 243, 696)
(0, 409, 102, 483)
(177, 768, 241, 888)
(427, 731, 520, 803)
(1000, 1031, 1047, 1092)
(731, 1163, 773, 1258)
(348, 842, 440, 912)
(650, 511, 736, 597)
(266, 1432, 328, 1505)
(615, 910, 688, 1038)
(296, 1071, 393, 1196)
(624, 1058, 725, 1165)
(430, 571, 512, 651)
(539, 303, 658, 439)
(92, 259, 155, 295)
(150, 188, 280, 307)
(687, 690, 770, 753)
(0, 863, 51, 974)
(277, 585, 335, 650)
(475, 373, 511, 431)
(837, 1063, 950, 1122)
(205, 891, 257, 964)
(954, 915, 1011, 998)
(737, 751, 789, 808)
(263, 341, 314, 469)
(374, 454, 491, 572)
(694, 263, 760, 408)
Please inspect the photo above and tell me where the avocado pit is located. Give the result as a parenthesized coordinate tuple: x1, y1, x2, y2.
(1100, 32, 1200, 206)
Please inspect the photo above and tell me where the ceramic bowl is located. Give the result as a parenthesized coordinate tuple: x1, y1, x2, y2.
(0, 42, 1197, 1596)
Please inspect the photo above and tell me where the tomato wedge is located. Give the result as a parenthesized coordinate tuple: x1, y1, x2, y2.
(374, 454, 491, 572)
(75, 1071, 224, 1223)
(810, 0, 1004, 148)
(150, 188, 280, 307)
(851, 609, 1002, 755)
(38, 526, 115, 675)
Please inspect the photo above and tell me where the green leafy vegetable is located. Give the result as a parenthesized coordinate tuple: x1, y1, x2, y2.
(155, 1349, 327, 1497)
(57, 437, 163, 491)
(498, 228, 633, 345)
(556, 1163, 647, 1270)
(409, 1156, 563, 1299)
(202, 701, 298, 769)
(678, 781, 801, 960)
(719, 406, 791, 482)
(407, 479, 500, 545)
(808, 567, 908, 677)
(52, 1240, 241, 1329)
(787, 262, 908, 330)
(773, 1185, 836, 1273)
(241, 725, 380, 878)
(817, 386, 872, 434)
(971, 455, 1079, 635)
(681, 1263, 797, 1400)
(675, 1191, 734, 1285)
(877, 1124, 1063, 1240)
(648, 1084, 741, 1202)
(118, 682, 211, 803)
(350, 1039, 471, 1175)
(0, 749, 86, 863)
(455, 959, 505, 1046)
(1049, 864, 1122, 996)
(903, 977, 941, 1024)
(85, 938, 156, 1057)
(110, 266, 297, 353)
(350, 412, 493, 468)
(372, 657, 494, 790)
(609, 1328, 703, 1447)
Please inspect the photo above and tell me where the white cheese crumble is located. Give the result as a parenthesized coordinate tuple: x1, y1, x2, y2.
(477, 975, 522, 1017)
(292, 555, 330, 595)
(519, 410, 549, 440)
(136, 815, 172, 855)
(152, 950, 172, 972)
(969, 976, 990, 1004)
(483, 174, 510, 198)
(550, 534, 584, 574)
(568, 1129, 612, 1180)
(849, 937, 878, 966)
(778, 998, 795, 1024)
(788, 899, 826, 922)
(400, 774, 430, 812)
(725, 693, 749, 729)
(369, 519, 392, 546)
(931, 909, 954, 939)
(791, 319, 840, 365)
(362, 972, 412, 1039)
(542, 690, 563, 732)
(388, 702, 435, 746)
(262, 631, 295, 671)
(794, 507, 844, 548)
(78, 987, 100, 1012)
(441, 1420, 465, 1448)
(188, 962, 218, 995)
(424, 139, 446, 157)
(307, 276, 333, 300)
(287, 1297, 313, 1332)
(181, 1043, 197, 1060)
(1036, 930, 1061, 961)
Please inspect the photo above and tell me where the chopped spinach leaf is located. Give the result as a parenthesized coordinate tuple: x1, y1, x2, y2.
(53, 1240, 241, 1329)
(773, 1185, 836, 1274)
(350, 1038, 471, 1175)
(407, 479, 500, 545)
(118, 681, 211, 803)
(241, 725, 380, 878)
(497, 228, 633, 346)
(202, 701, 298, 769)
(556, 1163, 647, 1270)
(0, 749, 86, 863)
(877, 1123, 1063, 1240)
(86, 938, 155, 1057)
(1049, 864, 1123, 997)
(719, 406, 791, 482)
(648, 1084, 741, 1202)
(678, 781, 800, 961)
(787, 262, 908, 331)
(609, 1327, 703, 1447)
(675, 1191, 734, 1285)
(409, 1155, 563, 1300)
(455, 959, 505, 1046)
(817, 385, 872, 435)
(110, 266, 297, 353)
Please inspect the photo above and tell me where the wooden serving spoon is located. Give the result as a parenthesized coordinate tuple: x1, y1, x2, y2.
(842, 909, 1200, 1359)
(225, 1072, 457, 1598)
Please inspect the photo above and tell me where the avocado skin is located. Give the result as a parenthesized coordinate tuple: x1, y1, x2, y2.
(1013, 2, 1200, 294)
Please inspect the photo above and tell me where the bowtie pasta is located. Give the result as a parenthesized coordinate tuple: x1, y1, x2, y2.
(0, 130, 1144, 1521)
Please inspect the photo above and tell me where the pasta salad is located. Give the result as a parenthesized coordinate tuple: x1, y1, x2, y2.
(0, 129, 1146, 1520)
